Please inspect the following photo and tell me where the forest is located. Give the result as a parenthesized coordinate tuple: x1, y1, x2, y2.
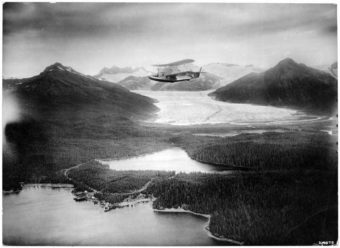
(146, 171, 337, 245)
(64, 131, 338, 245)
(143, 131, 338, 245)
(68, 161, 174, 194)
(175, 132, 337, 171)
(3, 103, 173, 190)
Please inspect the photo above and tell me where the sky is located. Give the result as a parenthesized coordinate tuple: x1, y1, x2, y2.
(3, 3, 337, 78)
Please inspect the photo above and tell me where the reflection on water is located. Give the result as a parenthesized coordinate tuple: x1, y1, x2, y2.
(3, 185, 216, 246)
(99, 147, 228, 173)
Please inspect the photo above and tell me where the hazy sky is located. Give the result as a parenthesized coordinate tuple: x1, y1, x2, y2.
(3, 3, 337, 78)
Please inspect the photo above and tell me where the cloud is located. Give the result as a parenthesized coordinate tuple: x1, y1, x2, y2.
(3, 3, 337, 78)
(4, 3, 336, 38)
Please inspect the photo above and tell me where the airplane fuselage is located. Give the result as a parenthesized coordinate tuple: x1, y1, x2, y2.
(148, 70, 200, 83)
(148, 75, 191, 83)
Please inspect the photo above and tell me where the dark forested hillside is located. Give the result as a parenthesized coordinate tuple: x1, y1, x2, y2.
(147, 171, 337, 245)
(3, 63, 168, 190)
(63, 131, 337, 245)
(68, 161, 174, 194)
(145, 131, 338, 245)
(7, 63, 157, 116)
(210, 58, 337, 114)
(177, 132, 337, 171)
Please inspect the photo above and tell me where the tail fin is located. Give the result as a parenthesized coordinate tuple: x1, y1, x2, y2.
(193, 67, 203, 79)
(198, 67, 202, 77)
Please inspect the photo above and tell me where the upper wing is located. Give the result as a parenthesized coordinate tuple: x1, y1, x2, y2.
(153, 59, 195, 67)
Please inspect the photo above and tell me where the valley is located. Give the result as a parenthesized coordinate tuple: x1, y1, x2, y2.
(3, 2, 338, 246)
(3, 59, 338, 245)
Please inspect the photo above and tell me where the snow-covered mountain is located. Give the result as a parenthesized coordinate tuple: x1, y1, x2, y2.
(203, 63, 263, 87)
(117, 76, 157, 90)
(95, 66, 151, 83)
(95, 62, 263, 91)
(314, 62, 337, 78)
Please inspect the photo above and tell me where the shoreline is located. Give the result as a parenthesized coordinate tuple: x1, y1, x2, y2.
(24, 183, 74, 188)
(64, 173, 245, 246)
(154, 208, 244, 245)
(3, 183, 74, 195)
(17, 167, 244, 244)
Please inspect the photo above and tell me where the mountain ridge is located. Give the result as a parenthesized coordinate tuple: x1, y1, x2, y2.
(4, 62, 157, 117)
(210, 58, 337, 114)
(3, 62, 160, 190)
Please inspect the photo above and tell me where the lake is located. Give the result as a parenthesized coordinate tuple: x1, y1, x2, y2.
(3, 185, 218, 246)
(4, 147, 234, 245)
(99, 147, 230, 173)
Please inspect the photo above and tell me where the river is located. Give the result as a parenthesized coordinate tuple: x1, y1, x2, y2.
(3, 185, 218, 246)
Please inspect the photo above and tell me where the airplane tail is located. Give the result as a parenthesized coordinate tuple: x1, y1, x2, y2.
(197, 67, 203, 77)
(198, 67, 207, 76)
(193, 67, 205, 79)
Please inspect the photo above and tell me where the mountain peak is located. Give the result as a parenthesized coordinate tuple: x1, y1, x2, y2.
(277, 58, 298, 67)
(43, 62, 74, 73)
(211, 58, 337, 114)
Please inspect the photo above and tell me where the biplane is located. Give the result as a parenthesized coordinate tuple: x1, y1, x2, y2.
(148, 59, 202, 83)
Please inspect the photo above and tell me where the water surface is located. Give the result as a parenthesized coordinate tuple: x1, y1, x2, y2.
(100, 147, 227, 173)
(3, 185, 216, 245)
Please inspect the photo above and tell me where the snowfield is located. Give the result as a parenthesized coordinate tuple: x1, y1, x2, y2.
(203, 63, 262, 86)
(97, 68, 150, 82)
(135, 91, 314, 126)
